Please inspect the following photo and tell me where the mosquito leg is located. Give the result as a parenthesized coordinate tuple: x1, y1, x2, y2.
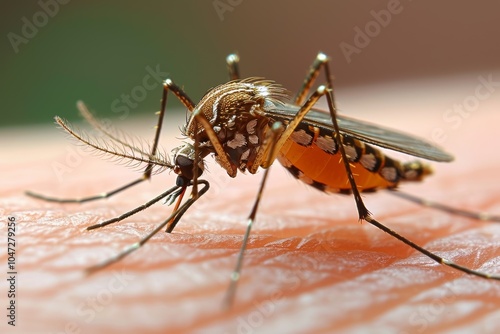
(223, 122, 283, 308)
(26, 178, 147, 204)
(365, 215, 500, 280)
(322, 84, 500, 281)
(163, 79, 196, 112)
(226, 53, 241, 81)
(86, 184, 181, 230)
(191, 109, 238, 177)
(295, 52, 332, 105)
(386, 189, 500, 222)
(165, 180, 210, 233)
(86, 180, 209, 274)
(261, 85, 330, 168)
(190, 118, 202, 199)
(186, 107, 242, 198)
(293, 52, 370, 218)
(26, 79, 196, 204)
(143, 78, 195, 180)
(325, 90, 370, 219)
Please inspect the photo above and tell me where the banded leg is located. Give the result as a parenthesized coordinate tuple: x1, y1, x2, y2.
(26, 79, 195, 205)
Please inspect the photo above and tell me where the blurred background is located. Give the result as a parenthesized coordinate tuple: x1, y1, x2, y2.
(1, 0, 500, 126)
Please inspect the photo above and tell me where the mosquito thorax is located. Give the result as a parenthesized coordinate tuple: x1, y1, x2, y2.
(184, 78, 289, 175)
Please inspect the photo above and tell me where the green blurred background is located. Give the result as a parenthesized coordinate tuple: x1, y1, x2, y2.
(1, 0, 500, 127)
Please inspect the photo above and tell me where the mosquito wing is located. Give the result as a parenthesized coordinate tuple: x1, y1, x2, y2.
(266, 104, 454, 162)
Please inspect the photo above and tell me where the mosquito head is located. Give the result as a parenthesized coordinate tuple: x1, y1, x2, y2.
(171, 143, 204, 184)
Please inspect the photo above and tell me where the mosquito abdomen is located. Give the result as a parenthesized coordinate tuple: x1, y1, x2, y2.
(277, 125, 432, 194)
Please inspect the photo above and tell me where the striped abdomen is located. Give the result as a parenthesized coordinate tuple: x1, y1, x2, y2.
(277, 123, 432, 194)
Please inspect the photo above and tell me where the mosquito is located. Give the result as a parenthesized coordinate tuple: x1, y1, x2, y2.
(27, 52, 500, 307)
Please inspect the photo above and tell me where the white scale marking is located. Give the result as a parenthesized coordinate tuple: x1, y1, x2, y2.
(290, 129, 313, 146)
(227, 133, 246, 149)
(360, 153, 376, 171)
(316, 135, 336, 153)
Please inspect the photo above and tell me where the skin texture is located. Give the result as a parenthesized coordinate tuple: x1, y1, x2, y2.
(1, 76, 500, 334)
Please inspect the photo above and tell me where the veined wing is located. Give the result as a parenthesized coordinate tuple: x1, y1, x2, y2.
(266, 104, 454, 162)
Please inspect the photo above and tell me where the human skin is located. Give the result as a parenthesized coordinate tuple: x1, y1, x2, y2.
(1, 76, 500, 334)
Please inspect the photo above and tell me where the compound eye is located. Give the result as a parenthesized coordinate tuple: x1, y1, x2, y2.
(175, 155, 203, 180)
(175, 155, 194, 179)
